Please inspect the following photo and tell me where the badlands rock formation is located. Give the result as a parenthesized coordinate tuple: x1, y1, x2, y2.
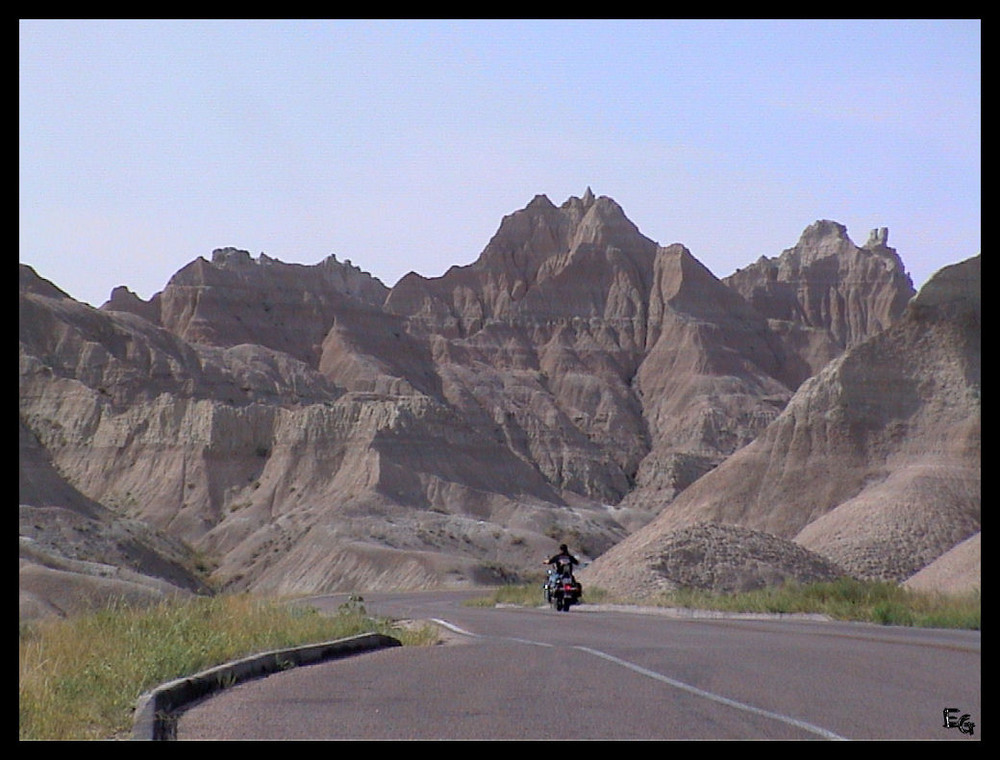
(22, 190, 970, 618)
(724, 220, 914, 382)
(20, 419, 209, 619)
(583, 255, 980, 595)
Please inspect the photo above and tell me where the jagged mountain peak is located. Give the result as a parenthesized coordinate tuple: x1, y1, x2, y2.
(201, 247, 388, 291)
(650, 243, 760, 325)
(524, 193, 557, 211)
(560, 188, 629, 223)
(211, 246, 257, 268)
(656, 242, 712, 281)
(781, 220, 906, 280)
(557, 186, 599, 215)
(114, 247, 392, 367)
(572, 194, 643, 246)
(101, 285, 161, 323)
(724, 219, 915, 354)
(796, 219, 851, 246)
(20, 192, 973, 611)
(475, 191, 652, 277)
(589, 252, 980, 594)
(863, 226, 890, 250)
(386, 191, 659, 328)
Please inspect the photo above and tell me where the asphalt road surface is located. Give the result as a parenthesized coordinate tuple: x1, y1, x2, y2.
(176, 591, 981, 741)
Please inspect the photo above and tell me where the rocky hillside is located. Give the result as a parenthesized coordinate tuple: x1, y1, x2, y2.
(22, 190, 971, 618)
(583, 255, 980, 595)
(20, 419, 210, 619)
(723, 221, 914, 382)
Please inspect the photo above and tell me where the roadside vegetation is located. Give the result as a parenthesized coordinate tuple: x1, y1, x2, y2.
(465, 577, 610, 607)
(21, 579, 978, 740)
(470, 577, 981, 630)
(650, 579, 981, 629)
(19, 593, 437, 741)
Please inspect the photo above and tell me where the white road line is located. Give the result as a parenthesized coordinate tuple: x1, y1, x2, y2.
(430, 618, 848, 741)
(431, 618, 553, 647)
(576, 646, 849, 741)
(429, 618, 479, 637)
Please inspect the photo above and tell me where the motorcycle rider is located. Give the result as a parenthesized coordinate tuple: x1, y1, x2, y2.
(543, 543, 583, 609)
(544, 544, 580, 580)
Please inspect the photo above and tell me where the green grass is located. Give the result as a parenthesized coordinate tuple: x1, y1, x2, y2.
(651, 579, 980, 629)
(464, 576, 611, 607)
(23, 580, 977, 740)
(469, 578, 980, 630)
(18, 593, 437, 741)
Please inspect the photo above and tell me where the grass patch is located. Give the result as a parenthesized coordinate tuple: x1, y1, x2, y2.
(649, 579, 980, 629)
(19, 593, 436, 741)
(468, 578, 980, 630)
(464, 580, 610, 608)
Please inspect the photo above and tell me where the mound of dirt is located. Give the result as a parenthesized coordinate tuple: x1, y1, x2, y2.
(580, 522, 846, 598)
(903, 531, 980, 596)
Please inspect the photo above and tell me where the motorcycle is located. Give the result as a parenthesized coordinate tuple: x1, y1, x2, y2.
(543, 565, 582, 612)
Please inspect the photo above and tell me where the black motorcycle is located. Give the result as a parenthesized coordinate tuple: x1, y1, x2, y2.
(543, 565, 582, 612)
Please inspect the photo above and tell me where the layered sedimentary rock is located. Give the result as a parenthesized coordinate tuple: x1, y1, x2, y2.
(19, 418, 209, 619)
(625, 244, 798, 509)
(584, 256, 980, 593)
(21, 191, 945, 610)
(385, 191, 658, 503)
(724, 221, 915, 381)
(131, 247, 389, 368)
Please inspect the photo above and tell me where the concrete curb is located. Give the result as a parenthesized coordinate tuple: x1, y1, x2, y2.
(131, 632, 402, 740)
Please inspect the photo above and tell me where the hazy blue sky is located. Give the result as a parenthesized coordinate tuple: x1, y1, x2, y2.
(20, 19, 980, 307)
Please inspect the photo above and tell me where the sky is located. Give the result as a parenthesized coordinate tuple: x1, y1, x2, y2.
(20, 19, 980, 308)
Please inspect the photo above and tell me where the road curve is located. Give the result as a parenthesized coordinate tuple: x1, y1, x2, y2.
(176, 591, 980, 741)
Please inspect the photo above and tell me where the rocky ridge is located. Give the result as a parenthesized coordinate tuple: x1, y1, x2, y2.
(724, 221, 914, 382)
(19, 419, 210, 619)
(583, 255, 980, 596)
(20, 190, 977, 619)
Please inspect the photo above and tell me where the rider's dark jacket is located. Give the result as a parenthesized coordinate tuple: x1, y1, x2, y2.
(545, 551, 579, 575)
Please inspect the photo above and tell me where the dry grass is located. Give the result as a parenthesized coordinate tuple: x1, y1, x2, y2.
(645, 579, 980, 628)
(19, 593, 435, 741)
(469, 578, 980, 630)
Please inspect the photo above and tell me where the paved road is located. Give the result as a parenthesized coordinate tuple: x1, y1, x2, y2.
(176, 591, 981, 741)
